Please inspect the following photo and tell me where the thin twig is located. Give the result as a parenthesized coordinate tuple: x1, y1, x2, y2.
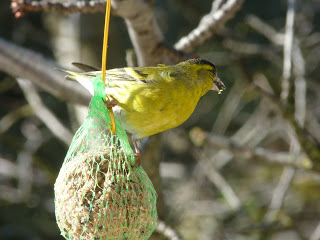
(125, 49, 137, 67)
(10, 0, 194, 66)
(11, 0, 106, 18)
(0, 157, 17, 178)
(223, 39, 283, 70)
(310, 221, 320, 240)
(156, 220, 184, 240)
(292, 43, 306, 127)
(246, 15, 284, 45)
(0, 185, 20, 203)
(264, 167, 296, 223)
(175, 0, 245, 52)
(250, 70, 320, 171)
(191, 129, 312, 170)
(307, 112, 320, 144)
(0, 38, 90, 105)
(16, 120, 51, 201)
(203, 100, 280, 170)
(264, 137, 299, 223)
(212, 78, 246, 135)
(281, 0, 295, 103)
(263, 0, 300, 221)
(212, 0, 226, 12)
(0, 105, 33, 134)
(115, 0, 195, 65)
(17, 78, 73, 145)
(194, 150, 241, 211)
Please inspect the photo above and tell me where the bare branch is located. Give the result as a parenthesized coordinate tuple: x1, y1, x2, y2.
(310, 221, 320, 240)
(0, 38, 90, 105)
(194, 150, 241, 211)
(11, 0, 193, 66)
(212, 78, 246, 135)
(190, 128, 312, 170)
(281, 0, 295, 103)
(264, 167, 296, 223)
(307, 111, 320, 144)
(246, 68, 320, 172)
(17, 78, 73, 145)
(0, 185, 20, 203)
(203, 100, 281, 170)
(0, 157, 17, 178)
(175, 0, 245, 53)
(112, 0, 191, 66)
(11, 0, 105, 18)
(0, 105, 33, 134)
(292, 43, 306, 127)
(212, 0, 226, 12)
(246, 15, 284, 45)
(262, 9, 305, 223)
(156, 220, 184, 240)
(125, 49, 137, 67)
(264, 137, 299, 223)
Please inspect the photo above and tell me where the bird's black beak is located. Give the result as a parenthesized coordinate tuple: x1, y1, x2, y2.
(211, 76, 226, 94)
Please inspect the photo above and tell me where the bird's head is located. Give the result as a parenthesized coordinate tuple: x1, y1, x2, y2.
(185, 58, 226, 95)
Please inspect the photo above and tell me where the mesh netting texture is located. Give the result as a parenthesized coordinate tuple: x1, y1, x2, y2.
(55, 77, 158, 240)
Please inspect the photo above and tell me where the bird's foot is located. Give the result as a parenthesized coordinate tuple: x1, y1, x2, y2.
(134, 152, 141, 167)
(133, 138, 141, 167)
(102, 98, 118, 108)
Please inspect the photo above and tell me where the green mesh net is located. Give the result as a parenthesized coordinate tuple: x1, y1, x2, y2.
(54, 76, 158, 240)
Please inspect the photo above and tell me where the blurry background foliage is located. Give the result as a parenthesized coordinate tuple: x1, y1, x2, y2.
(1, 0, 320, 240)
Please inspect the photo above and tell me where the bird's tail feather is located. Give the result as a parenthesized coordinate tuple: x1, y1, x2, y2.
(56, 68, 84, 82)
(56, 68, 94, 96)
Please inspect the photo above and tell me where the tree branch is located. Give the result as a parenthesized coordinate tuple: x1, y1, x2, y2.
(292, 43, 306, 127)
(194, 150, 242, 211)
(0, 38, 90, 105)
(263, 136, 299, 224)
(190, 128, 313, 170)
(11, 0, 106, 18)
(281, 0, 295, 103)
(156, 220, 184, 240)
(0, 105, 33, 134)
(111, 0, 192, 66)
(11, 0, 193, 66)
(246, 15, 284, 45)
(175, 0, 245, 53)
(310, 221, 320, 240)
(17, 78, 73, 145)
(238, 38, 320, 171)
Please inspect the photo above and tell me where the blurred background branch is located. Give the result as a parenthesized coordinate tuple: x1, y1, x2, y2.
(11, 0, 106, 18)
(175, 0, 245, 52)
(0, 38, 91, 105)
(1, 0, 320, 239)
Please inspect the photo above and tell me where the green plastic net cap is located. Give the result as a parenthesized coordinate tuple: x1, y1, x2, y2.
(54, 76, 157, 240)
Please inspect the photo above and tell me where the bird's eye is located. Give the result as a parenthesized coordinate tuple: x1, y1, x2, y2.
(210, 67, 216, 75)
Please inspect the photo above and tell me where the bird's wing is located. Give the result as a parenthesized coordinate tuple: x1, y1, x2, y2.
(83, 66, 167, 84)
(107, 68, 148, 83)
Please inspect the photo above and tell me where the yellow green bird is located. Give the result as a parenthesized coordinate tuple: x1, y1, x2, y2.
(62, 58, 225, 160)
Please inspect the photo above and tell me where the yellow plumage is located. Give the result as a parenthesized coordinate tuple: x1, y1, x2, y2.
(63, 58, 225, 140)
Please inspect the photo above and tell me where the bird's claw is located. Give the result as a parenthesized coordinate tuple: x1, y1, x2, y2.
(102, 98, 118, 108)
(134, 152, 141, 167)
(132, 138, 141, 167)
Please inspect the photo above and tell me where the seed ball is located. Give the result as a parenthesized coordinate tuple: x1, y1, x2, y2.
(54, 149, 157, 240)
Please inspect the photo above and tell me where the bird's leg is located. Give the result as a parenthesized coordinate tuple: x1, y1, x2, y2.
(133, 138, 141, 166)
(102, 97, 118, 108)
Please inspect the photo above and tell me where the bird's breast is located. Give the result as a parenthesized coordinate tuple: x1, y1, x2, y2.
(108, 78, 201, 139)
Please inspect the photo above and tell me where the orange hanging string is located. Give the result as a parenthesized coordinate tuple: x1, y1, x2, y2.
(101, 0, 116, 135)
